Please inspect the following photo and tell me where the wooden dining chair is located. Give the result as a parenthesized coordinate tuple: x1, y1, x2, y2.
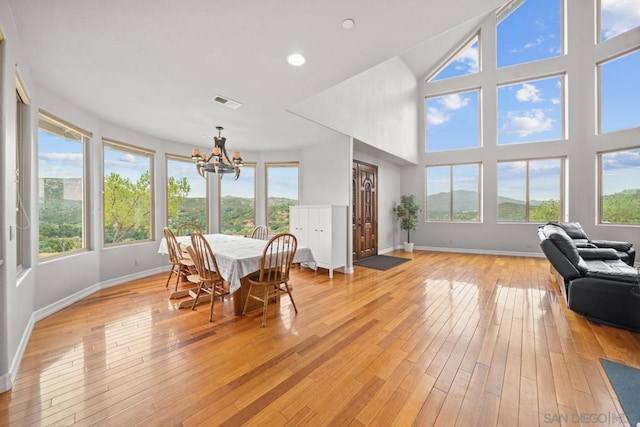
(176, 222, 202, 236)
(187, 232, 228, 321)
(243, 233, 298, 327)
(163, 227, 196, 292)
(250, 225, 268, 240)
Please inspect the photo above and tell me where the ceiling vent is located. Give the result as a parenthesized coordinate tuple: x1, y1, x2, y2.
(211, 95, 242, 109)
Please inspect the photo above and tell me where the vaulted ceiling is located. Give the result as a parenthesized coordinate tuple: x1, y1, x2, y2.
(9, 0, 506, 152)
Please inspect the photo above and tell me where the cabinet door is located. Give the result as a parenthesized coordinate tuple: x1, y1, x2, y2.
(289, 207, 308, 247)
(308, 207, 331, 264)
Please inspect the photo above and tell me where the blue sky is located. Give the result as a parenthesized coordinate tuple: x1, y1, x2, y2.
(427, 164, 479, 196)
(497, 76, 562, 144)
(221, 164, 255, 198)
(103, 146, 151, 184)
(426, 91, 479, 151)
(38, 130, 83, 179)
(498, 159, 561, 201)
(601, 149, 640, 195)
(267, 166, 299, 200)
(167, 158, 206, 197)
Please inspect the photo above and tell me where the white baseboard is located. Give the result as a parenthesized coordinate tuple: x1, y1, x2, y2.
(0, 372, 12, 393)
(4, 266, 166, 393)
(379, 245, 544, 259)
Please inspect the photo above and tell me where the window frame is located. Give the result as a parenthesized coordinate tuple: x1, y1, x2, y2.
(165, 153, 209, 233)
(16, 89, 27, 270)
(265, 162, 300, 234)
(425, 162, 482, 222)
(219, 162, 257, 235)
(102, 138, 155, 247)
(597, 47, 640, 135)
(496, 156, 566, 223)
(496, 73, 567, 145)
(38, 110, 92, 261)
(597, 146, 640, 226)
(426, 32, 481, 83)
(425, 87, 482, 152)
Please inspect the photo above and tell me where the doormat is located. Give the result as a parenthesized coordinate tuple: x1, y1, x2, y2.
(354, 255, 410, 271)
(600, 358, 640, 426)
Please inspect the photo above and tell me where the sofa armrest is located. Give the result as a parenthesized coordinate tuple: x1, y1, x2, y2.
(591, 239, 633, 252)
(578, 247, 620, 260)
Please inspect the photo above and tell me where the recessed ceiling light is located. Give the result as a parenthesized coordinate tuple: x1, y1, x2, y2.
(342, 18, 355, 29)
(286, 53, 306, 66)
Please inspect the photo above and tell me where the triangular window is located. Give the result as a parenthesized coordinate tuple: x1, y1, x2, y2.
(428, 35, 479, 82)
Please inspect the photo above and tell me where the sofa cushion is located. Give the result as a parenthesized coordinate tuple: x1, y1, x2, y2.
(591, 239, 633, 252)
(545, 225, 580, 261)
(578, 247, 620, 260)
(551, 221, 589, 240)
(583, 259, 640, 284)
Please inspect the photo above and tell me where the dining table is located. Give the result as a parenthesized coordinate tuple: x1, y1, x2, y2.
(158, 233, 316, 314)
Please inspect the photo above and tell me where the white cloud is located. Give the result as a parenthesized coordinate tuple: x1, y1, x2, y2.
(454, 45, 479, 74)
(523, 36, 544, 49)
(516, 83, 542, 102)
(601, 0, 640, 39)
(39, 152, 83, 163)
(551, 98, 560, 105)
(427, 107, 450, 125)
(439, 93, 470, 110)
(503, 109, 554, 137)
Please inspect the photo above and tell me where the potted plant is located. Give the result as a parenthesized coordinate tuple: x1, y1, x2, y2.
(393, 194, 422, 252)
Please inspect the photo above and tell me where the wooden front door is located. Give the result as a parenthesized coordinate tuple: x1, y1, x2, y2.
(353, 160, 378, 260)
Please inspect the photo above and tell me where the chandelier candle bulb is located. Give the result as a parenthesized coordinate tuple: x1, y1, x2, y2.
(192, 148, 201, 157)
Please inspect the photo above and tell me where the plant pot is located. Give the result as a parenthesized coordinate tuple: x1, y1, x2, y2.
(403, 242, 414, 252)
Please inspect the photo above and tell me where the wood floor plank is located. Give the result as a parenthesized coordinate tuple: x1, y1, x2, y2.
(0, 251, 637, 426)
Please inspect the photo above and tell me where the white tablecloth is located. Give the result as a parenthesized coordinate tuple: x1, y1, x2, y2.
(158, 234, 315, 293)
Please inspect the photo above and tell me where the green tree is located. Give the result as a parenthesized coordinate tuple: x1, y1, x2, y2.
(39, 178, 84, 256)
(529, 199, 561, 222)
(602, 189, 640, 224)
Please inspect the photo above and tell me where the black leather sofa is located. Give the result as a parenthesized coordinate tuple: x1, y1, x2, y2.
(548, 221, 635, 266)
(538, 223, 640, 332)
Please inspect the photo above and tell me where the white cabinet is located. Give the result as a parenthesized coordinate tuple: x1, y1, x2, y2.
(289, 205, 347, 278)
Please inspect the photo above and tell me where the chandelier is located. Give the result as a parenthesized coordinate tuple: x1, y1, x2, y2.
(191, 126, 243, 180)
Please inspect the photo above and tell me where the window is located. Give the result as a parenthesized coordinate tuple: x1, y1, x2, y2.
(428, 35, 479, 82)
(16, 90, 27, 269)
(496, 0, 562, 68)
(426, 89, 480, 152)
(497, 75, 564, 145)
(426, 163, 481, 221)
(38, 111, 90, 259)
(497, 158, 564, 222)
(266, 163, 299, 233)
(598, 49, 640, 134)
(220, 163, 256, 235)
(103, 140, 154, 245)
(598, 148, 640, 225)
(166, 155, 207, 232)
(599, 0, 640, 41)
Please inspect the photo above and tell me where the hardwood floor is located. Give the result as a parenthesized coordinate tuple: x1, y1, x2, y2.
(1, 251, 639, 426)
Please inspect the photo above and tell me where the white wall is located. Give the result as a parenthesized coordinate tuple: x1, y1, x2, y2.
(0, 0, 38, 391)
(290, 56, 419, 165)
